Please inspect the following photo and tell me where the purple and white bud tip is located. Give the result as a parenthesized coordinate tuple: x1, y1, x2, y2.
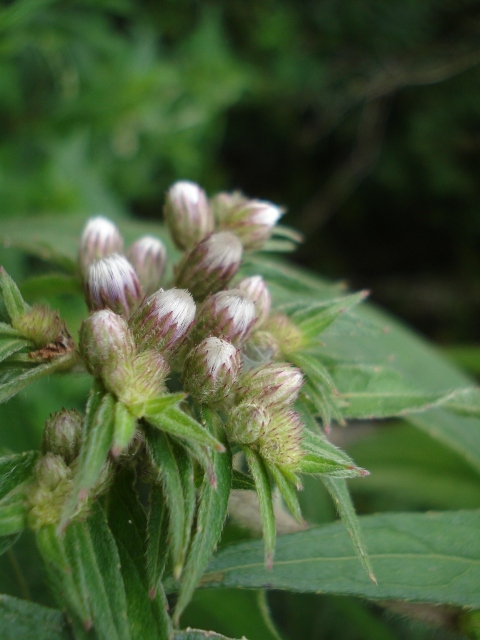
(85, 254, 143, 318)
(174, 231, 243, 300)
(78, 216, 124, 275)
(183, 336, 241, 405)
(127, 235, 167, 296)
(236, 362, 303, 409)
(130, 287, 196, 355)
(213, 194, 284, 250)
(164, 180, 214, 251)
(236, 275, 271, 327)
(195, 289, 257, 347)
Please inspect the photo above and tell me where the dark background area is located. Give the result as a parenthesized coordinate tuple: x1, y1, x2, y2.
(1, 0, 480, 345)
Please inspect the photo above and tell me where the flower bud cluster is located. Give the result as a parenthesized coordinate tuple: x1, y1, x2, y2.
(227, 362, 304, 470)
(76, 181, 306, 471)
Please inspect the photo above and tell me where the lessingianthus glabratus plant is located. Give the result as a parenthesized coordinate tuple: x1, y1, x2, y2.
(0, 180, 374, 638)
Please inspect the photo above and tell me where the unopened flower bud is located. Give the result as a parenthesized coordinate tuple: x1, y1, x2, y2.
(85, 254, 143, 318)
(28, 454, 74, 528)
(42, 409, 82, 464)
(242, 330, 280, 367)
(195, 290, 256, 347)
(121, 350, 170, 411)
(227, 401, 269, 444)
(174, 231, 242, 300)
(127, 236, 167, 295)
(12, 305, 71, 348)
(130, 288, 196, 355)
(236, 276, 271, 327)
(258, 408, 303, 470)
(35, 453, 72, 490)
(164, 180, 214, 250)
(212, 192, 283, 250)
(80, 310, 135, 396)
(236, 362, 303, 409)
(263, 313, 304, 355)
(183, 337, 241, 405)
(79, 216, 124, 275)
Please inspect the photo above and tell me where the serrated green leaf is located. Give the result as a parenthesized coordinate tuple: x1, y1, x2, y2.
(0, 268, 27, 322)
(145, 427, 188, 578)
(174, 409, 232, 626)
(0, 493, 29, 536)
(290, 291, 368, 341)
(443, 387, 480, 419)
(202, 510, 480, 609)
(243, 447, 275, 570)
(107, 471, 172, 640)
(250, 256, 480, 472)
(0, 595, 70, 640)
(332, 364, 469, 420)
(322, 477, 375, 583)
(145, 405, 225, 452)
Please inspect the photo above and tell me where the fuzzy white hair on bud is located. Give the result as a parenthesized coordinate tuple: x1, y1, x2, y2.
(195, 289, 257, 347)
(201, 336, 239, 377)
(79, 216, 124, 274)
(85, 254, 143, 318)
(183, 336, 241, 404)
(202, 232, 243, 271)
(250, 201, 283, 227)
(174, 231, 243, 300)
(170, 180, 203, 204)
(164, 180, 214, 251)
(127, 235, 167, 295)
(130, 287, 196, 354)
(236, 275, 271, 327)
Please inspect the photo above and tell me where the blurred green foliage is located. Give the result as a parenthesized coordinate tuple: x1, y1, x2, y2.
(2, 0, 480, 340)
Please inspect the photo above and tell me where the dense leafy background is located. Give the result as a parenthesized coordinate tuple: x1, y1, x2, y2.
(0, 1, 480, 639)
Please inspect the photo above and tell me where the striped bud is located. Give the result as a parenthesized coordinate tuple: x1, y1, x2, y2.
(258, 408, 303, 470)
(236, 362, 303, 409)
(164, 180, 214, 250)
(42, 409, 82, 465)
(130, 288, 196, 355)
(212, 192, 283, 250)
(195, 290, 256, 347)
(127, 236, 167, 295)
(79, 216, 124, 275)
(85, 254, 143, 318)
(174, 231, 242, 300)
(236, 275, 271, 327)
(227, 401, 269, 445)
(79, 310, 136, 397)
(183, 337, 241, 405)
